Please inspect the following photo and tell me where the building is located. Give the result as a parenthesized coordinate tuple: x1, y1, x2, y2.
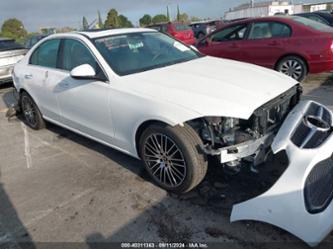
(225, 1, 294, 20)
(224, 1, 333, 20)
(296, 2, 333, 13)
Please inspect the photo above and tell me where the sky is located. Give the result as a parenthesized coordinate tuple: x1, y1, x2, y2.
(0, 0, 328, 32)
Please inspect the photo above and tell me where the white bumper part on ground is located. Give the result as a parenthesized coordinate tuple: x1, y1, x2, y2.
(231, 100, 333, 247)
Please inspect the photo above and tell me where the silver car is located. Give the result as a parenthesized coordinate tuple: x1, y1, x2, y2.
(0, 38, 27, 84)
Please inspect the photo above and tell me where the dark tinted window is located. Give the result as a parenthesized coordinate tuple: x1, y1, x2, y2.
(211, 25, 248, 42)
(30, 39, 60, 68)
(0, 39, 24, 51)
(61, 39, 97, 71)
(248, 22, 291, 39)
(307, 15, 329, 25)
(61, 39, 106, 81)
(94, 32, 200, 76)
(291, 16, 333, 32)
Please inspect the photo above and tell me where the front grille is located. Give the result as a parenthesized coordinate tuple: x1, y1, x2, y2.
(249, 85, 301, 135)
(304, 156, 333, 214)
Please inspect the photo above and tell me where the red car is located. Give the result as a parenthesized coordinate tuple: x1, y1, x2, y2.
(197, 16, 333, 81)
(148, 22, 196, 45)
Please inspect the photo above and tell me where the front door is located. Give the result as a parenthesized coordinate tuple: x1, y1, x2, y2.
(198, 24, 249, 61)
(53, 38, 114, 143)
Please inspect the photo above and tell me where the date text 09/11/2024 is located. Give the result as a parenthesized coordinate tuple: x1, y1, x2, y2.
(120, 242, 208, 248)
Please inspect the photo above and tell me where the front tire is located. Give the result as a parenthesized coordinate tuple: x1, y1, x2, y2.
(276, 56, 307, 82)
(139, 124, 208, 193)
(20, 92, 45, 130)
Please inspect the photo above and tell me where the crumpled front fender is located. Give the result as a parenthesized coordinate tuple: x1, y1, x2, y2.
(231, 100, 333, 247)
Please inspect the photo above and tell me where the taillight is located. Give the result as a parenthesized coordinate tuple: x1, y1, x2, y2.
(331, 41, 333, 52)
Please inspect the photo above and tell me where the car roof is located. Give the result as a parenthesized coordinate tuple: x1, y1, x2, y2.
(0, 37, 14, 42)
(304, 12, 333, 20)
(222, 16, 310, 28)
(191, 20, 221, 25)
(77, 28, 157, 39)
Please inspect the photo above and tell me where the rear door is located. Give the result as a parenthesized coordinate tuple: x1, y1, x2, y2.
(198, 24, 249, 61)
(240, 21, 292, 68)
(23, 38, 62, 121)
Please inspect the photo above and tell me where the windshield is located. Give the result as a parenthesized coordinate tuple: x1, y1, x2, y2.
(175, 24, 192, 31)
(291, 16, 333, 32)
(0, 39, 24, 51)
(93, 32, 201, 76)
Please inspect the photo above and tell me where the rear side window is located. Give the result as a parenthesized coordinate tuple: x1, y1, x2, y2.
(248, 22, 291, 40)
(30, 39, 60, 68)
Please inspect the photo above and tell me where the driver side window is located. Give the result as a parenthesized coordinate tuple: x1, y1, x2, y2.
(60, 39, 107, 81)
(210, 25, 248, 42)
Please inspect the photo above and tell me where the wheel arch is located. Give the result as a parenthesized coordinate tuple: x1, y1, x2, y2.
(134, 119, 170, 158)
(275, 53, 309, 73)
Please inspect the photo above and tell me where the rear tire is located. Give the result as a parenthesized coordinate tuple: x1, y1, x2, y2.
(20, 92, 45, 130)
(276, 56, 307, 82)
(139, 123, 208, 193)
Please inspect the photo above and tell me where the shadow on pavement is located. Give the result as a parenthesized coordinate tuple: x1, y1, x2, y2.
(0, 181, 36, 249)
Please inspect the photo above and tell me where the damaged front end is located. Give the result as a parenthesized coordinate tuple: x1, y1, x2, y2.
(189, 85, 302, 170)
(231, 100, 333, 246)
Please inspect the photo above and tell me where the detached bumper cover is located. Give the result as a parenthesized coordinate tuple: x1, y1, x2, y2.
(231, 100, 333, 247)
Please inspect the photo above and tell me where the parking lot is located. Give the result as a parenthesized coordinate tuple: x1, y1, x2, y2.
(0, 73, 333, 249)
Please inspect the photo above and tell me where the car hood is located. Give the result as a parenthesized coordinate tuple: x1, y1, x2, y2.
(120, 56, 298, 120)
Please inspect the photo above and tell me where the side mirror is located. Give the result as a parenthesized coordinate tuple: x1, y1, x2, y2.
(70, 64, 96, 80)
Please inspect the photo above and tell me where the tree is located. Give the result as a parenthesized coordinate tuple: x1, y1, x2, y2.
(178, 13, 189, 22)
(82, 16, 89, 30)
(104, 9, 119, 28)
(177, 5, 181, 21)
(97, 11, 104, 29)
(118, 15, 133, 28)
(1, 18, 27, 41)
(152, 14, 168, 24)
(167, 6, 170, 21)
(139, 14, 152, 27)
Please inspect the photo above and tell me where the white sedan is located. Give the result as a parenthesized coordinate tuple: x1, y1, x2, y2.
(12, 28, 333, 246)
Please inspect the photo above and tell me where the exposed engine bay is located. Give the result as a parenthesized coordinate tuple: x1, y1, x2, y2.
(188, 84, 302, 169)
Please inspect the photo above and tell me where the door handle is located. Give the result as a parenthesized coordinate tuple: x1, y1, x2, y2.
(24, 74, 33, 79)
(230, 43, 239, 48)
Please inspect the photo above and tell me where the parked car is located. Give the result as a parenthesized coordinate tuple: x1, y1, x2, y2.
(12, 28, 333, 246)
(294, 12, 333, 27)
(25, 34, 48, 49)
(197, 16, 333, 81)
(0, 38, 27, 84)
(147, 22, 196, 45)
(190, 20, 224, 39)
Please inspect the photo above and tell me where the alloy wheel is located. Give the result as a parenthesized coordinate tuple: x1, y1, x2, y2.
(143, 133, 187, 188)
(279, 59, 303, 80)
(21, 95, 37, 127)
